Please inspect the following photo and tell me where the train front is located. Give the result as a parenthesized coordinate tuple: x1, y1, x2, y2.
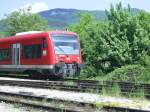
(50, 32, 82, 77)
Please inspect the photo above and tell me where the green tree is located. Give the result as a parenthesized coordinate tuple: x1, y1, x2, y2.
(69, 13, 96, 62)
(101, 3, 150, 71)
(5, 7, 49, 36)
(0, 32, 7, 38)
(69, 3, 150, 78)
(137, 11, 150, 38)
(69, 13, 106, 77)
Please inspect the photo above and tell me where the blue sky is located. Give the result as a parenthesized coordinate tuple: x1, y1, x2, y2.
(0, 0, 150, 19)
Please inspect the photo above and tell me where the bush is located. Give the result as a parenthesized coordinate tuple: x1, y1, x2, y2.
(138, 55, 150, 67)
(106, 64, 150, 83)
(79, 66, 104, 79)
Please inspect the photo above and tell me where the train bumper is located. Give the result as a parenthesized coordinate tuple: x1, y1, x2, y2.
(54, 62, 81, 77)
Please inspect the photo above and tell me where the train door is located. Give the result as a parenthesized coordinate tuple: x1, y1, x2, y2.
(12, 44, 20, 65)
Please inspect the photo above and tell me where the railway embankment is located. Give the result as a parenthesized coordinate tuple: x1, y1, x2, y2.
(0, 77, 149, 111)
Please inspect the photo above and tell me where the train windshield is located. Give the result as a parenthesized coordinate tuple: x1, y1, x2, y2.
(51, 34, 79, 55)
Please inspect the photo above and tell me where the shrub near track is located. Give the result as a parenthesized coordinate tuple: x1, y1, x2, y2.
(106, 64, 150, 83)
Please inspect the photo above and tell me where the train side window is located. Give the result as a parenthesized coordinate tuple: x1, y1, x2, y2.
(22, 44, 41, 59)
(0, 48, 10, 61)
(42, 37, 47, 48)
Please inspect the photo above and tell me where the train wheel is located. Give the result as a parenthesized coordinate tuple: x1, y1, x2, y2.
(54, 66, 66, 78)
(28, 71, 42, 79)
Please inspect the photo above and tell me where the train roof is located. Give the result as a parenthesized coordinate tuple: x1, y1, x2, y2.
(49, 30, 77, 35)
(0, 31, 77, 43)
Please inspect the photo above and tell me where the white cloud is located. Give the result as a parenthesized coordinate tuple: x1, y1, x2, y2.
(29, 2, 49, 13)
(12, 2, 49, 13)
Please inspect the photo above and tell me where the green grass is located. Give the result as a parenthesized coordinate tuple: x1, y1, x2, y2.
(126, 88, 145, 100)
(101, 84, 121, 97)
(97, 82, 146, 100)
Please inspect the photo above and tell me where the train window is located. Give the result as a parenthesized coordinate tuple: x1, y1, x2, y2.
(0, 48, 10, 61)
(22, 44, 41, 59)
(42, 38, 47, 48)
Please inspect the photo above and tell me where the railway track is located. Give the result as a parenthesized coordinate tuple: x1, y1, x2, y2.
(0, 78, 150, 96)
(0, 78, 149, 111)
(0, 91, 149, 112)
(0, 91, 95, 112)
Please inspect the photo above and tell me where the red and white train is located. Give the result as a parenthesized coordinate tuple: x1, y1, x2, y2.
(0, 31, 82, 78)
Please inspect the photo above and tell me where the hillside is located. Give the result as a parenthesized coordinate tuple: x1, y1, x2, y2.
(0, 8, 141, 31)
(39, 8, 107, 29)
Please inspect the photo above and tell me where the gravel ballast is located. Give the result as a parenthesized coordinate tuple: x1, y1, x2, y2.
(0, 85, 149, 111)
(0, 101, 48, 112)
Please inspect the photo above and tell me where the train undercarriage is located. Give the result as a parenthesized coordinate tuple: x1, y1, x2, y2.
(31, 62, 81, 78)
(0, 63, 81, 79)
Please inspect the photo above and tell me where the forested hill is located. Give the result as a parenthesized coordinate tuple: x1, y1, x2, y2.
(39, 8, 140, 29)
(0, 8, 141, 31)
(38, 8, 107, 29)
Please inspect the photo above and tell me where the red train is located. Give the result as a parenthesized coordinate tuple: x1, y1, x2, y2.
(0, 31, 82, 78)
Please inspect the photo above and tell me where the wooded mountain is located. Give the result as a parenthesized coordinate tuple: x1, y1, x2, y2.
(0, 8, 141, 31)
(39, 8, 107, 29)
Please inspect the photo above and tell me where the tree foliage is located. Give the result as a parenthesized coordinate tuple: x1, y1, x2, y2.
(5, 7, 49, 36)
(69, 3, 150, 78)
(69, 13, 106, 76)
(101, 3, 150, 70)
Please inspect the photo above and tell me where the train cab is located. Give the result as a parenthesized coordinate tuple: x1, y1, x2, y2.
(0, 31, 82, 78)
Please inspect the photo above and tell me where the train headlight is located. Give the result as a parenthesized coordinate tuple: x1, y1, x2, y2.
(43, 50, 47, 56)
(77, 56, 80, 63)
(56, 56, 59, 62)
(66, 57, 70, 61)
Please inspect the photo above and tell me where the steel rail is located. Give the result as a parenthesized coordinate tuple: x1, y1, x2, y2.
(0, 91, 148, 112)
(0, 79, 150, 96)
